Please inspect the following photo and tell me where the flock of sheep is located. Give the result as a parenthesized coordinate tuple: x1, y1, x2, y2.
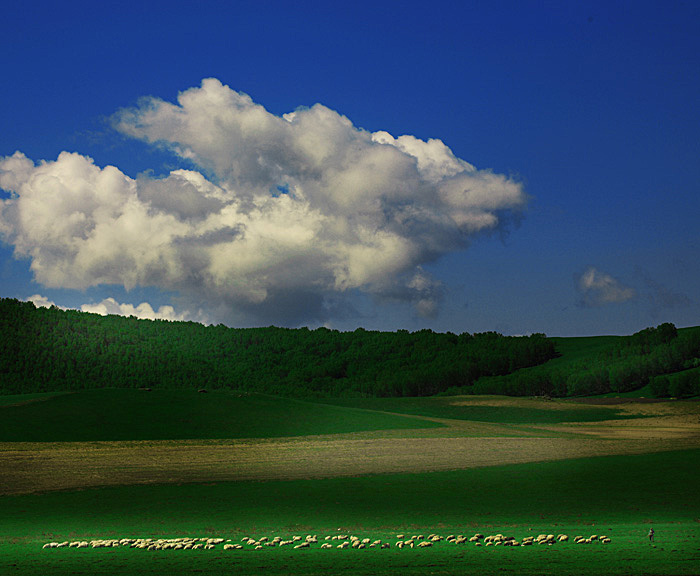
(41, 532, 611, 551)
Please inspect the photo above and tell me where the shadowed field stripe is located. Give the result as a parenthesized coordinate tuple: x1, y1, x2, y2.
(1, 435, 696, 495)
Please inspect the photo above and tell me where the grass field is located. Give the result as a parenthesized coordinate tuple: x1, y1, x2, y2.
(315, 394, 642, 423)
(1, 389, 699, 575)
(0, 388, 442, 442)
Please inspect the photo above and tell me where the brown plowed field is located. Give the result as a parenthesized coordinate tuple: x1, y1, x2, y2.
(1, 397, 698, 496)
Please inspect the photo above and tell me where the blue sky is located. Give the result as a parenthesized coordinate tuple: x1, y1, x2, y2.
(1, 0, 698, 336)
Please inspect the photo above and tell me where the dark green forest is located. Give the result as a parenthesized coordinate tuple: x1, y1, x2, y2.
(1, 298, 699, 398)
(0, 298, 555, 397)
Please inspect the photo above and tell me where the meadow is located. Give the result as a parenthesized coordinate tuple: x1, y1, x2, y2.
(1, 389, 699, 575)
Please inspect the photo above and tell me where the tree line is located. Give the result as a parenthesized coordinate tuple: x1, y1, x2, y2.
(0, 298, 556, 397)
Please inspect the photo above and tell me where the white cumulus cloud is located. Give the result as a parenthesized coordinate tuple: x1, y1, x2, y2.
(26, 294, 201, 322)
(1, 78, 527, 325)
(80, 297, 199, 322)
(575, 267, 636, 307)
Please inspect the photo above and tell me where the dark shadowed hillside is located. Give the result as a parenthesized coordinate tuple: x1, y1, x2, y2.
(0, 298, 555, 397)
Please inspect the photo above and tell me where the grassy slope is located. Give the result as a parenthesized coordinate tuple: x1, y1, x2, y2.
(0, 391, 69, 407)
(0, 390, 645, 443)
(0, 389, 441, 441)
(549, 326, 700, 368)
(1, 449, 699, 575)
(521, 327, 700, 395)
(316, 395, 637, 423)
(478, 334, 620, 389)
(438, 334, 626, 398)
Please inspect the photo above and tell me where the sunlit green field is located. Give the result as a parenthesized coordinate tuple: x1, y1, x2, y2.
(1, 390, 699, 575)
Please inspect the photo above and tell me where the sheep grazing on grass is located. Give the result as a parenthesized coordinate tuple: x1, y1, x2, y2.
(41, 529, 613, 553)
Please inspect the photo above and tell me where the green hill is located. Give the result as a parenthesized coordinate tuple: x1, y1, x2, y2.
(1, 297, 698, 399)
(0, 297, 555, 397)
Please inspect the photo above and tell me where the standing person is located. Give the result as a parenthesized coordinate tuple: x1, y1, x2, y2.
(648, 527, 654, 542)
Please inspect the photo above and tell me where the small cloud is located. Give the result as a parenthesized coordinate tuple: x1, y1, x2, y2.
(26, 294, 65, 310)
(575, 267, 636, 307)
(80, 297, 203, 322)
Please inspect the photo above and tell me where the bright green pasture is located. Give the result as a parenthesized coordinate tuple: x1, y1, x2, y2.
(0, 389, 441, 441)
(317, 395, 638, 423)
(1, 449, 698, 575)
